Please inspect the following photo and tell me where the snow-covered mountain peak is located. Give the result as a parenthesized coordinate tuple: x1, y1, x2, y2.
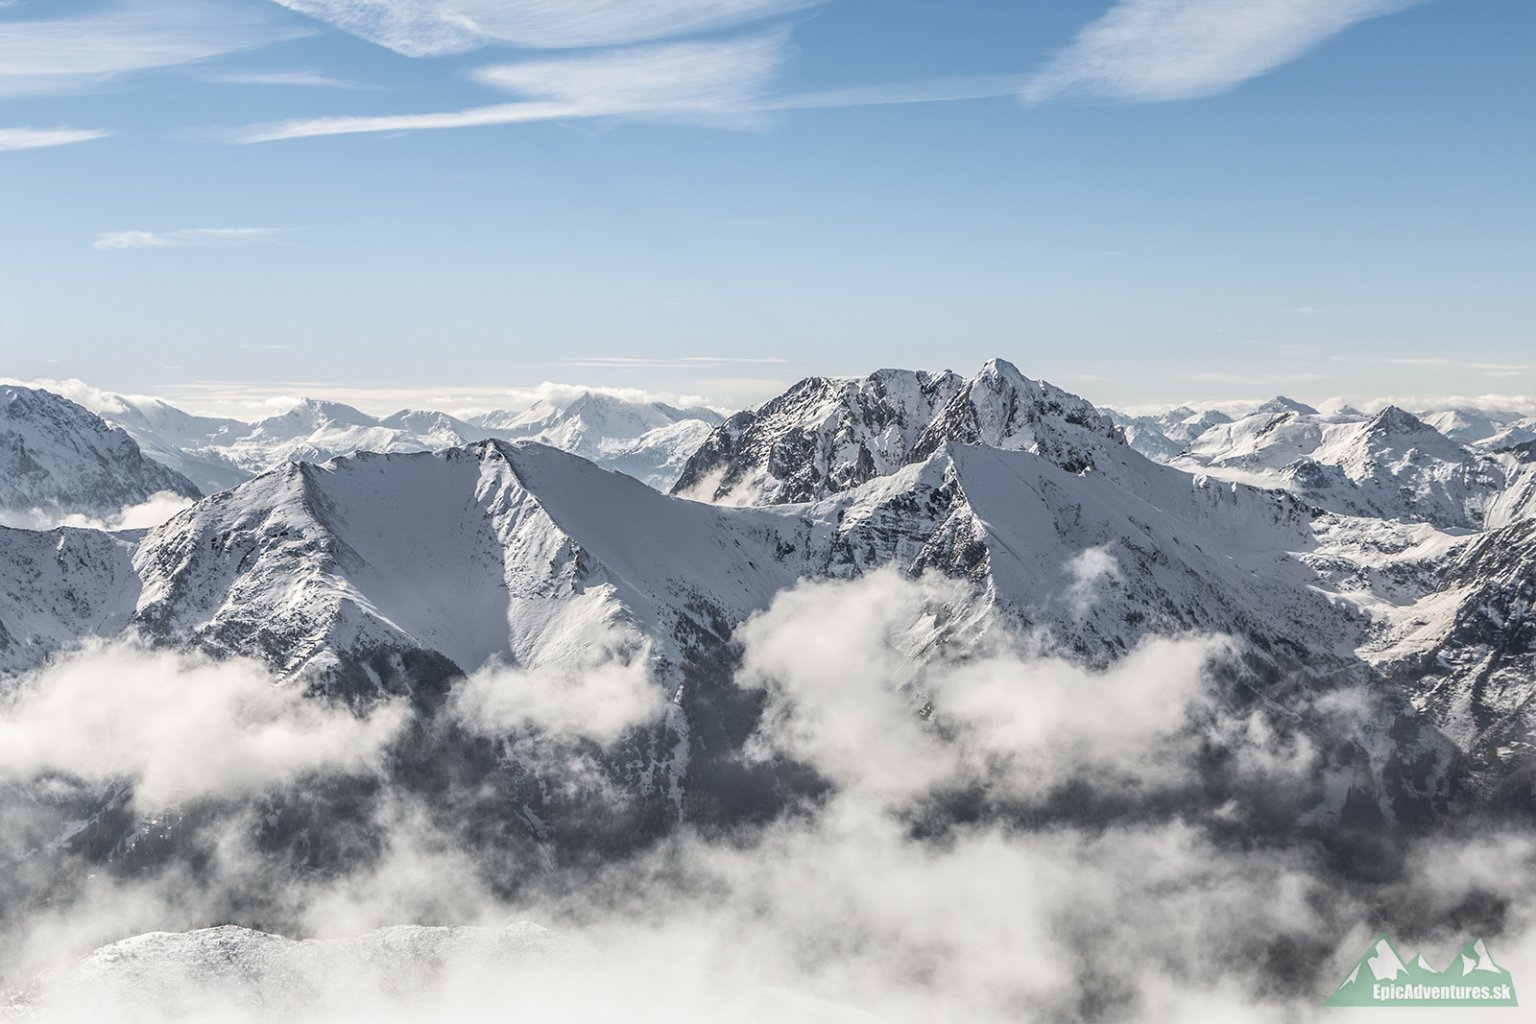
(250, 398, 378, 438)
(672, 360, 1126, 506)
(1257, 395, 1320, 416)
(910, 358, 1122, 472)
(378, 408, 481, 444)
(1367, 404, 1430, 434)
(1331, 406, 1471, 471)
(670, 367, 966, 505)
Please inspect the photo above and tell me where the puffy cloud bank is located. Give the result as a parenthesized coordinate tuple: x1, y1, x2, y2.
(1, 572, 1531, 1022)
(0, 644, 405, 808)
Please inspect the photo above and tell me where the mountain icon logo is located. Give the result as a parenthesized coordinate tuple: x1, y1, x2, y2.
(1325, 934, 1518, 1007)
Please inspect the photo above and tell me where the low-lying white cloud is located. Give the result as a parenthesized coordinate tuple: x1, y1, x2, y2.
(0, 491, 194, 532)
(738, 569, 1222, 805)
(2, 569, 1532, 1023)
(451, 623, 666, 746)
(1064, 544, 1123, 618)
(1022, 0, 1410, 104)
(71, 491, 195, 530)
(0, 644, 406, 808)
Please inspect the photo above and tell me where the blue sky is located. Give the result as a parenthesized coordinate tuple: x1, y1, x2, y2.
(1, 0, 1532, 414)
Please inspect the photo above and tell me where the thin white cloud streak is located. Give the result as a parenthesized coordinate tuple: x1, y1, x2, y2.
(0, 127, 108, 152)
(1021, 0, 1411, 104)
(93, 227, 290, 250)
(268, 0, 814, 56)
(241, 32, 790, 141)
(204, 69, 365, 88)
(0, 0, 306, 96)
(238, 57, 1045, 144)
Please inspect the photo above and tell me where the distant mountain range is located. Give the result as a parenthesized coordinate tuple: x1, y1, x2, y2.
(1, 383, 723, 504)
(0, 360, 1530, 911)
(1107, 397, 1535, 528)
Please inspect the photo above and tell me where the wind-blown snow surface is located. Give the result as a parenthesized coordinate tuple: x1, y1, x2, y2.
(0, 362, 1532, 1022)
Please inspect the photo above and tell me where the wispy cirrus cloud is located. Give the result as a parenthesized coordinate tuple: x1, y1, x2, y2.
(242, 31, 791, 142)
(267, 0, 815, 56)
(0, 127, 108, 151)
(93, 227, 290, 250)
(1021, 0, 1412, 104)
(204, 68, 365, 89)
(0, 0, 306, 96)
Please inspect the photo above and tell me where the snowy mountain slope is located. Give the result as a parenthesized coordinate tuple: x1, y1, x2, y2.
(0, 386, 202, 521)
(0, 526, 141, 674)
(1104, 413, 1182, 462)
(1175, 405, 1513, 528)
(6, 432, 1340, 684)
(1484, 440, 1536, 529)
(7, 923, 573, 1022)
(6, 920, 864, 1023)
(672, 367, 965, 505)
(812, 442, 1343, 664)
(1482, 417, 1536, 449)
(595, 417, 720, 490)
(131, 442, 812, 690)
(1105, 406, 1236, 462)
(1358, 516, 1536, 800)
(63, 392, 252, 494)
